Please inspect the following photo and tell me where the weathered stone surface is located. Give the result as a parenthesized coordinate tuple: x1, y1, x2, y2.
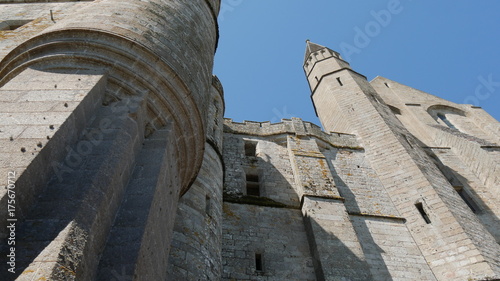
(0, 0, 220, 280)
(304, 41, 500, 280)
(0, 3, 499, 281)
(167, 77, 224, 281)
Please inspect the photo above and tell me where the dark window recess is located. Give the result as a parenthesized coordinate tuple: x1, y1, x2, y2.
(454, 186, 479, 213)
(437, 113, 458, 130)
(205, 195, 211, 215)
(384, 82, 390, 88)
(0, 20, 32, 31)
(246, 174, 260, 196)
(415, 203, 431, 224)
(336, 77, 343, 86)
(388, 105, 401, 115)
(255, 253, 263, 271)
(245, 141, 257, 157)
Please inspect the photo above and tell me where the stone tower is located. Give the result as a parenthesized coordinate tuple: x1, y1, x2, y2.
(1, 2, 499, 280)
(0, 1, 221, 280)
(215, 42, 499, 281)
(303, 40, 500, 280)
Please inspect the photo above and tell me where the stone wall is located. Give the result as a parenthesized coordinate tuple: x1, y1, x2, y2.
(304, 42, 500, 280)
(222, 202, 316, 281)
(167, 77, 225, 280)
(167, 144, 223, 280)
(0, 0, 221, 279)
(222, 117, 441, 280)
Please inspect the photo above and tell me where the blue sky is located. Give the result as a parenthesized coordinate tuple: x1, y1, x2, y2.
(214, 0, 500, 126)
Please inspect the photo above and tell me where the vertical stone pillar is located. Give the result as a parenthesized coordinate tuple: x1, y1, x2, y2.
(286, 135, 372, 280)
(167, 76, 225, 280)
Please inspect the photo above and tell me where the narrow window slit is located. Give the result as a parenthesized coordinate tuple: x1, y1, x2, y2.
(336, 77, 343, 86)
(205, 195, 211, 215)
(415, 202, 431, 224)
(255, 253, 263, 271)
(384, 82, 390, 88)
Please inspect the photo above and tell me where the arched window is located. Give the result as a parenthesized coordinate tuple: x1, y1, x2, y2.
(427, 105, 466, 132)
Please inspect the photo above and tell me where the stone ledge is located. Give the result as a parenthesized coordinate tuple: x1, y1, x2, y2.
(348, 212, 407, 223)
(223, 193, 298, 209)
(301, 194, 345, 203)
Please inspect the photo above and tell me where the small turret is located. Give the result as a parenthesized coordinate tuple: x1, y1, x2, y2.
(303, 40, 352, 91)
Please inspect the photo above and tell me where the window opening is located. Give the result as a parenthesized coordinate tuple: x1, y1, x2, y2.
(205, 195, 211, 215)
(255, 253, 263, 271)
(433, 161, 481, 214)
(244, 141, 257, 157)
(437, 113, 457, 130)
(336, 77, 343, 86)
(246, 174, 260, 196)
(0, 20, 32, 31)
(384, 82, 390, 88)
(388, 105, 401, 115)
(415, 202, 431, 224)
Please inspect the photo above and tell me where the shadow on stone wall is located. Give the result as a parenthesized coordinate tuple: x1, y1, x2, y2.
(426, 149, 500, 243)
(324, 149, 393, 281)
(221, 138, 391, 280)
(0, 169, 94, 279)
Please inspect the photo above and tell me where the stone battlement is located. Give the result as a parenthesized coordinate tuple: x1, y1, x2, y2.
(223, 117, 362, 149)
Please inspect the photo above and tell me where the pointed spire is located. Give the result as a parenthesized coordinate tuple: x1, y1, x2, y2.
(304, 40, 328, 62)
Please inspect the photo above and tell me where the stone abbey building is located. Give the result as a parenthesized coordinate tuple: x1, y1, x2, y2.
(0, 1, 499, 280)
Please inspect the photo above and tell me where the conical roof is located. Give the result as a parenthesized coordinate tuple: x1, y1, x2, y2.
(304, 40, 328, 62)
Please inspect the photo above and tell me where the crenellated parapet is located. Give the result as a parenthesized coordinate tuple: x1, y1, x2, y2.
(223, 117, 362, 150)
